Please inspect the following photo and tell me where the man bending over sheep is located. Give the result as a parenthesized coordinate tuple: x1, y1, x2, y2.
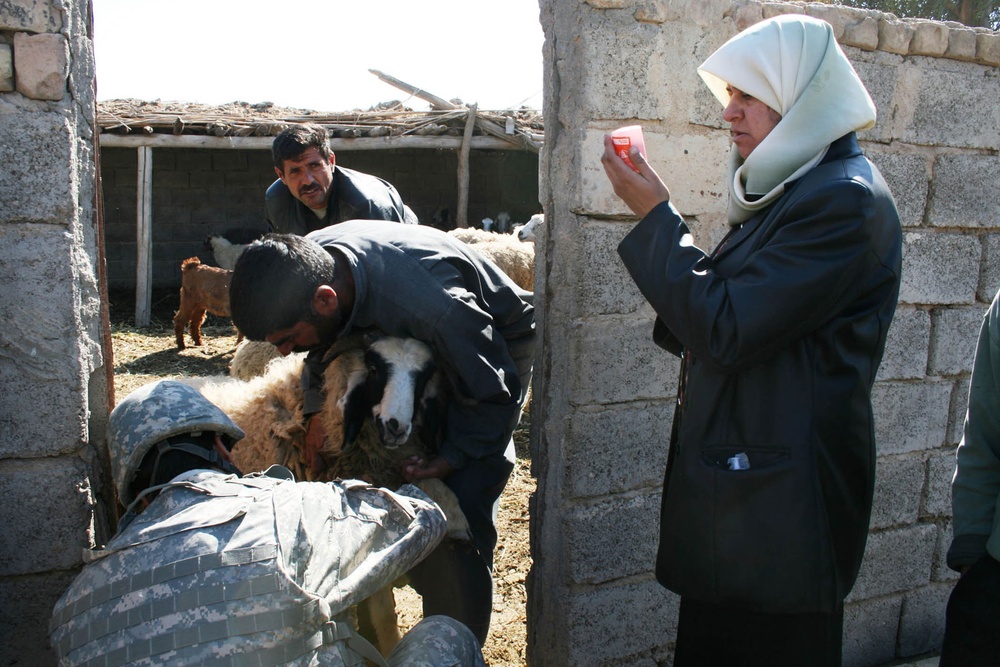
(266, 123, 419, 234)
(230, 221, 536, 645)
(50, 380, 485, 667)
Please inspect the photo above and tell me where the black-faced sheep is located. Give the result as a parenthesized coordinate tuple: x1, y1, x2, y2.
(204, 234, 251, 271)
(173, 257, 244, 349)
(494, 211, 512, 234)
(182, 333, 467, 656)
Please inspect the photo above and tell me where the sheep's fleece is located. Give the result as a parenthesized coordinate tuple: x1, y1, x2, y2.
(183, 335, 469, 539)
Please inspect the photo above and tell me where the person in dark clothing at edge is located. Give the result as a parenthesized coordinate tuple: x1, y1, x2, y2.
(939, 286, 1000, 666)
(265, 123, 418, 235)
(601, 14, 902, 667)
(228, 221, 535, 646)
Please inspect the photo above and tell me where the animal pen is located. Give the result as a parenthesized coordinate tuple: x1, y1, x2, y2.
(97, 74, 543, 324)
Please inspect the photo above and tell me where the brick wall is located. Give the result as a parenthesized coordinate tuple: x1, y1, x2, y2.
(0, 1, 109, 665)
(102, 146, 540, 289)
(531, 1, 1000, 665)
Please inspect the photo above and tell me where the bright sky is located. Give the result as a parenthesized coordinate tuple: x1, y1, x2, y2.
(91, 0, 545, 112)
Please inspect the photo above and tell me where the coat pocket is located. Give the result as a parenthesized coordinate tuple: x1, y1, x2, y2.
(656, 444, 837, 613)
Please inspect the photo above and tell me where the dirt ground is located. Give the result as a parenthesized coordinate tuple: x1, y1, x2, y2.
(109, 291, 533, 666)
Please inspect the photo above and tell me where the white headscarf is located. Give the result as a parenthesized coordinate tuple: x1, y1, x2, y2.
(697, 14, 877, 224)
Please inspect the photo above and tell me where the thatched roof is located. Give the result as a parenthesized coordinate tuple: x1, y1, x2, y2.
(96, 98, 544, 152)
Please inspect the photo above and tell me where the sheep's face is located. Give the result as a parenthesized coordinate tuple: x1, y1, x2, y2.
(517, 213, 544, 242)
(364, 337, 437, 449)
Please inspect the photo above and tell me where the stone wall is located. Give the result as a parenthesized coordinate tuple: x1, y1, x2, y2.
(530, 1, 1000, 665)
(102, 146, 541, 289)
(0, 1, 111, 664)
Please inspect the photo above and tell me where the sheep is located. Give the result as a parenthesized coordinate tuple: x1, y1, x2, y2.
(516, 212, 544, 243)
(494, 211, 512, 234)
(470, 235, 535, 292)
(182, 333, 467, 656)
(228, 339, 288, 380)
(204, 234, 251, 270)
(447, 226, 498, 245)
(173, 257, 244, 349)
(447, 226, 535, 291)
(480, 217, 494, 232)
(429, 207, 452, 231)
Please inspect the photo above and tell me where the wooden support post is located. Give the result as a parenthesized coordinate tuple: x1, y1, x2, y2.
(135, 146, 153, 326)
(456, 104, 478, 229)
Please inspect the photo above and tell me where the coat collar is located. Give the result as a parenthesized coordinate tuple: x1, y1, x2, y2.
(711, 132, 860, 262)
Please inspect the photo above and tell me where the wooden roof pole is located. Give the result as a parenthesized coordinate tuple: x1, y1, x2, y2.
(456, 104, 478, 229)
(368, 69, 459, 111)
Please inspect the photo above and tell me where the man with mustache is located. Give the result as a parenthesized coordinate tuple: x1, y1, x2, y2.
(265, 123, 418, 235)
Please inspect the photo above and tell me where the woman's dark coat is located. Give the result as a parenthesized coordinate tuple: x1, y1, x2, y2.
(618, 133, 902, 613)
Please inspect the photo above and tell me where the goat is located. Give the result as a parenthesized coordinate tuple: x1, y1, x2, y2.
(204, 234, 251, 270)
(516, 213, 544, 243)
(183, 333, 468, 656)
(173, 257, 244, 349)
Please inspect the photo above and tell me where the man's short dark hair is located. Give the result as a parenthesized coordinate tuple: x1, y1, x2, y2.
(272, 124, 332, 171)
(230, 234, 337, 340)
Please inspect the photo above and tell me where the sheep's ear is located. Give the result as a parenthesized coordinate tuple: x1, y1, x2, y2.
(362, 330, 385, 348)
(340, 383, 368, 451)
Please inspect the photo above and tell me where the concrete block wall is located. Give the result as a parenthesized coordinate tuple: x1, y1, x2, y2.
(101, 146, 540, 290)
(530, 1, 1000, 665)
(0, 1, 111, 665)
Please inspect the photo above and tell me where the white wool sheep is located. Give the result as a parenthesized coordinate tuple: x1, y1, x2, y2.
(204, 234, 251, 270)
(471, 236, 535, 292)
(480, 217, 494, 232)
(228, 339, 289, 380)
(447, 227, 499, 245)
(516, 213, 544, 243)
(447, 226, 535, 291)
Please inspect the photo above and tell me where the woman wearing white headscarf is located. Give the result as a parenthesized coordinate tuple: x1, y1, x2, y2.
(602, 14, 902, 665)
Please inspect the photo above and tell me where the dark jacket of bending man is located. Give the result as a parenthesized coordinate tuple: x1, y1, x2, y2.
(229, 221, 535, 644)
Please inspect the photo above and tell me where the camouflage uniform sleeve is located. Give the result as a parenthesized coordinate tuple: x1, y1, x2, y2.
(289, 480, 446, 612)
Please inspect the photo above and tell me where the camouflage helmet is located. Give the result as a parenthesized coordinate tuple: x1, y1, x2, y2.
(108, 380, 244, 505)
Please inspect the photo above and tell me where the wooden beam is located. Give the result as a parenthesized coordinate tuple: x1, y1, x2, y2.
(456, 104, 478, 229)
(368, 69, 458, 111)
(99, 133, 525, 151)
(135, 146, 153, 327)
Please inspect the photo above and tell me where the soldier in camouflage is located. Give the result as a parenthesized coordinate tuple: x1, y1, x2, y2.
(49, 380, 485, 667)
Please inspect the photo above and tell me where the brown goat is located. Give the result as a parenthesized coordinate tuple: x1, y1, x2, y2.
(173, 257, 243, 349)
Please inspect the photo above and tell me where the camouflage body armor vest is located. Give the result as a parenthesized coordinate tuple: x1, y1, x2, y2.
(50, 471, 383, 667)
